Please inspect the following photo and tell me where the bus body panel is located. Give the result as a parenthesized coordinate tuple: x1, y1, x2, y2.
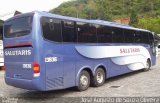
(61, 44, 76, 89)
(5, 47, 33, 80)
(5, 76, 45, 90)
(4, 39, 38, 89)
(43, 41, 77, 90)
(43, 42, 64, 90)
(150, 49, 157, 66)
(75, 44, 151, 78)
(4, 13, 46, 91)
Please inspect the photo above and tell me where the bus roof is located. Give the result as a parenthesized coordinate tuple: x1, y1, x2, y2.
(6, 11, 151, 33)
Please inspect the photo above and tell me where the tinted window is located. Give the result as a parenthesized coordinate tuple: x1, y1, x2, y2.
(41, 17, 62, 42)
(135, 31, 149, 44)
(124, 29, 135, 43)
(135, 31, 143, 43)
(97, 25, 112, 43)
(62, 20, 77, 42)
(112, 27, 124, 43)
(141, 31, 149, 44)
(4, 16, 32, 38)
(77, 22, 97, 43)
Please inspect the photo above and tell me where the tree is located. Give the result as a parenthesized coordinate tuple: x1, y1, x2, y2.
(95, 0, 112, 20)
(136, 17, 160, 34)
(129, 9, 138, 25)
(82, 0, 98, 19)
(49, 0, 160, 25)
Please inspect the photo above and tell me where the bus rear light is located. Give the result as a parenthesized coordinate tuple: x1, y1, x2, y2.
(33, 63, 40, 77)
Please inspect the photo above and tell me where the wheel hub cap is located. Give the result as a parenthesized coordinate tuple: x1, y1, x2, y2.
(80, 75, 88, 86)
(97, 71, 104, 83)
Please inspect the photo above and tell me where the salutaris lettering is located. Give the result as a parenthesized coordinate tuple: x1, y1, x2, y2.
(5, 50, 31, 56)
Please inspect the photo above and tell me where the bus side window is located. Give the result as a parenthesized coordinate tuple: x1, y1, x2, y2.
(77, 22, 97, 43)
(41, 17, 62, 42)
(97, 25, 112, 43)
(62, 20, 77, 43)
(141, 31, 149, 44)
(112, 27, 124, 43)
(123, 29, 135, 43)
(135, 31, 142, 43)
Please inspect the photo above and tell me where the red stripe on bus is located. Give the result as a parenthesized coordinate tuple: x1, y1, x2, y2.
(4, 43, 32, 48)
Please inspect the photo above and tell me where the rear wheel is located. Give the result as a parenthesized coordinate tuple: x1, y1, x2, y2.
(77, 70, 90, 91)
(92, 68, 105, 87)
(143, 60, 151, 71)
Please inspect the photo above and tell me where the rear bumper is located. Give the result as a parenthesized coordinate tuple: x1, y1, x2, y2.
(5, 77, 45, 91)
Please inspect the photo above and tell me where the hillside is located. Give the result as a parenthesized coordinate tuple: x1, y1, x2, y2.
(50, 0, 160, 20)
(50, 0, 160, 34)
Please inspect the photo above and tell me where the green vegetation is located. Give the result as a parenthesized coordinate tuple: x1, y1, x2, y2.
(50, 0, 160, 34)
(137, 17, 160, 33)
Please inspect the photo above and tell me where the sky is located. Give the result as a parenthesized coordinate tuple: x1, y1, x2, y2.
(0, 0, 70, 20)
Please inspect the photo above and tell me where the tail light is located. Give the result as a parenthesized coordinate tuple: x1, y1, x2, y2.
(33, 63, 40, 77)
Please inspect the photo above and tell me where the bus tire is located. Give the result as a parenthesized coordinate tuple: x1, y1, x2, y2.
(143, 60, 151, 71)
(77, 70, 90, 91)
(92, 68, 105, 87)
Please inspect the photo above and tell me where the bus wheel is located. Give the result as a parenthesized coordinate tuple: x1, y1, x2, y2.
(77, 70, 90, 91)
(143, 60, 151, 71)
(92, 68, 105, 87)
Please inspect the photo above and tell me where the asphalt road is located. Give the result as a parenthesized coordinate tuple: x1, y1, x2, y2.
(0, 57, 160, 103)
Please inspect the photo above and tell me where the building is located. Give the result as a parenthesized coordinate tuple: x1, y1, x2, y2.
(113, 17, 130, 25)
(0, 20, 3, 39)
(0, 11, 21, 38)
(0, 11, 21, 21)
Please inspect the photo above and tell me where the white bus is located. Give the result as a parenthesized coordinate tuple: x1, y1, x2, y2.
(0, 26, 4, 68)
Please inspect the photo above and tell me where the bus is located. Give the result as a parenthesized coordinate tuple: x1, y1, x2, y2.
(3, 11, 156, 91)
(0, 26, 4, 68)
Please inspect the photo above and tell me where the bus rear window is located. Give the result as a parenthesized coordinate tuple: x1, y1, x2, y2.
(4, 16, 32, 38)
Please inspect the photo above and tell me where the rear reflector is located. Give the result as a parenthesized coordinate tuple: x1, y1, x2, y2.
(33, 63, 40, 77)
